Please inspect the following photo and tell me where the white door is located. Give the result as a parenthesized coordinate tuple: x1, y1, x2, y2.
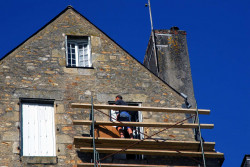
(22, 103, 56, 156)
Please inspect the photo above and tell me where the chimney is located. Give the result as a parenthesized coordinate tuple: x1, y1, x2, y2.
(143, 28, 196, 108)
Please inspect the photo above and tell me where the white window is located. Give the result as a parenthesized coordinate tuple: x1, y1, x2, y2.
(66, 36, 91, 67)
(21, 102, 56, 156)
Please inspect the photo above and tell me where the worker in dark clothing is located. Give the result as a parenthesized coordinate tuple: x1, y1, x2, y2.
(115, 95, 133, 139)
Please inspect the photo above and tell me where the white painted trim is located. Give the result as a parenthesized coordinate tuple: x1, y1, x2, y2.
(65, 36, 68, 66)
(155, 33, 172, 37)
(88, 36, 92, 67)
(156, 45, 169, 48)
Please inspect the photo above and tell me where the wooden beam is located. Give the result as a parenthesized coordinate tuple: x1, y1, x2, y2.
(74, 137, 215, 151)
(71, 103, 210, 115)
(79, 147, 224, 158)
(73, 120, 214, 129)
(78, 163, 198, 167)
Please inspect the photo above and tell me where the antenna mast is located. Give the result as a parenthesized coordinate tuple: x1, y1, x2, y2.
(146, 0, 159, 76)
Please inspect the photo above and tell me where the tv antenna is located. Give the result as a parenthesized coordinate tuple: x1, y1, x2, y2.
(145, 0, 159, 76)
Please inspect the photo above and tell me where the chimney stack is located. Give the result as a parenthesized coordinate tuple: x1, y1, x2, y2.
(144, 28, 196, 108)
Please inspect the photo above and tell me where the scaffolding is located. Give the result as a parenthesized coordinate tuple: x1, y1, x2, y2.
(72, 98, 224, 167)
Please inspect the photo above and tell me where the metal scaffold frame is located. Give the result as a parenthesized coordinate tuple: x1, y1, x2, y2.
(195, 103, 206, 167)
(90, 96, 100, 167)
(77, 97, 212, 167)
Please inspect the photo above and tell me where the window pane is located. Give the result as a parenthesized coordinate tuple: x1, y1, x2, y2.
(84, 54, 88, 60)
(79, 62, 83, 67)
(85, 60, 89, 67)
(67, 37, 91, 67)
(79, 50, 83, 56)
(68, 58, 71, 66)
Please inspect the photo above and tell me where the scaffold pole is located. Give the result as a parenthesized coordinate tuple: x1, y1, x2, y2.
(195, 103, 206, 167)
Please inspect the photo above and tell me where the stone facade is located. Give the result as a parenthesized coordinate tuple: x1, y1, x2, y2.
(0, 6, 199, 166)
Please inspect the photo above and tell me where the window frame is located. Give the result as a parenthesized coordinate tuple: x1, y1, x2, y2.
(65, 35, 92, 68)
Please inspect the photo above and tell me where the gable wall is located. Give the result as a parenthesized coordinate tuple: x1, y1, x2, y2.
(0, 9, 195, 166)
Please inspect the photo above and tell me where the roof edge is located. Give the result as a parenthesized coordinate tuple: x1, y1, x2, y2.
(0, 6, 73, 62)
(241, 154, 250, 167)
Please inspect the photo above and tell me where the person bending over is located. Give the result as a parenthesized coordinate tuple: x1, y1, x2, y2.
(115, 95, 133, 139)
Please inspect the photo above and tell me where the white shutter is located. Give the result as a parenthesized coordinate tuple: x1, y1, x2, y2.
(22, 103, 55, 156)
(110, 109, 119, 123)
(78, 44, 84, 67)
(88, 36, 92, 67)
(65, 36, 68, 66)
(110, 109, 118, 128)
(83, 43, 89, 67)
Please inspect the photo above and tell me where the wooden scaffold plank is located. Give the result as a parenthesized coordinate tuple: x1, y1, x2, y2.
(74, 137, 216, 151)
(71, 103, 210, 115)
(73, 120, 214, 129)
(79, 147, 224, 158)
(77, 163, 198, 167)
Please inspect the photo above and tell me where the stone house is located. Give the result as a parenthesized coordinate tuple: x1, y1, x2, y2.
(0, 6, 223, 167)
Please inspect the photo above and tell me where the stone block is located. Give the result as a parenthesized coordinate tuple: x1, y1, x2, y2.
(142, 82, 150, 88)
(56, 134, 73, 144)
(59, 58, 66, 66)
(125, 94, 147, 102)
(84, 90, 92, 95)
(12, 142, 19, 154)
(55, 114, 72, 124)
(56, 104, 65, 114)
(2, 132, 19, 141)
(97, 93, 116, 102)
(67, 144, 73, 150)
(12, 154, 20, 161)
(21, 156, 57, 164)
(62, 126, 72, 131)
(57, 144, 66, 155)
(110, 55, 116, 60)
(38, 57, 48, 61)
(63, 67, 78, 74)
(91, 36, 101, 47)
(95, 54, 107, 61)
(77, 68, 94, 75)
(4, 112, 19, 122)
(52, 49, 63, 58)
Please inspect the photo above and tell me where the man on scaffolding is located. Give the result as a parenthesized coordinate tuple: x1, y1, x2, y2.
(115, 95, 133, 139)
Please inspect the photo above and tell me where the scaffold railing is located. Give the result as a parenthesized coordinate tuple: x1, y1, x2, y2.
(72, 98, 223, 167)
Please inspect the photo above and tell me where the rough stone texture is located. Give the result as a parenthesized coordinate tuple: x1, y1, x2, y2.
(0, 6, 201, 167)
(144, 29, 196, 109)
(21, 156, 57, 164)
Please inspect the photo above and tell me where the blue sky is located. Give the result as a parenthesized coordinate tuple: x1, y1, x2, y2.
(0, 1, 249, 166)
